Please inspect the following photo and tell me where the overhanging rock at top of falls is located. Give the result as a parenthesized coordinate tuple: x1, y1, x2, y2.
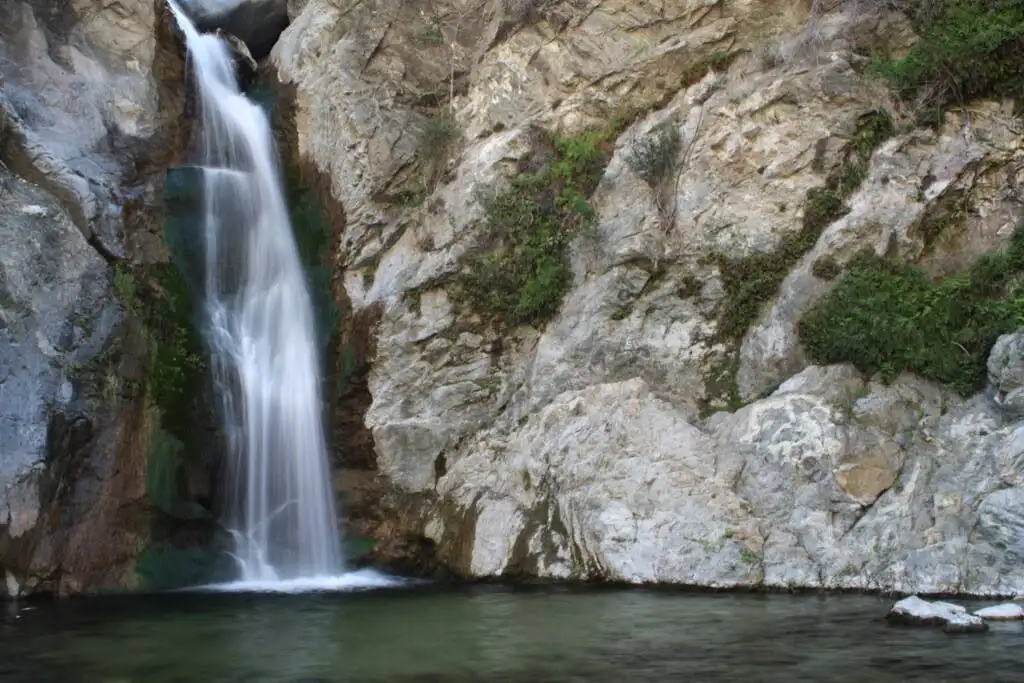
(179, 0, 289, 60)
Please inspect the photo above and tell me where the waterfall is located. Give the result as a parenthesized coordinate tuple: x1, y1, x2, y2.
(167, 0, 343, 582)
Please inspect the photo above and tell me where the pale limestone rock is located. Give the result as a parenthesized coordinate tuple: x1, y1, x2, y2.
(888, 596, 987, 633)
(988, 330, 1024, 418)
(278, 0, 1024, 597)
(434, 379, 761, 585)
(974, 603, 1024, 621)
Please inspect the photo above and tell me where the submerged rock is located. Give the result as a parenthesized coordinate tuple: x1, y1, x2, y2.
(887, 596, 988, 633)
(974, 603, 1024, 621)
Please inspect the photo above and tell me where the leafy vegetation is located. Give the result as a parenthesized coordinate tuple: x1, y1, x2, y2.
(714, 111, 895, 343)
(799, 227, 1024, 395)
(419, 113, 460, 160)
(453, 126, 617, 328)
(873, 0, 1024, 125)
(627, 120, 682, 189)
(415, 113, 461, 192)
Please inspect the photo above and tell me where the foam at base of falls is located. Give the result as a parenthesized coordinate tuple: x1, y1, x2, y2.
(187, 569, 406, 594)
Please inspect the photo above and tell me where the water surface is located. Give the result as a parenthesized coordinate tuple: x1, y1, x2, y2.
(3, 585, 1022, 682)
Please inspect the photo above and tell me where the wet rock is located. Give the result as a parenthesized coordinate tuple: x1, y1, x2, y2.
(1, 0, 208, 598)
(214, 29, 258, 91)
(887, 596, 988, 633)
(974, 603, 1024, 621)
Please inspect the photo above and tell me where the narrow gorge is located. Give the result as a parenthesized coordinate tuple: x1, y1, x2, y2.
(2, 0, 1024, 603)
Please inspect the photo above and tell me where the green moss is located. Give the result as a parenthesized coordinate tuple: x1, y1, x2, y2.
(138, 262, 207, 437)
(113, 264, 136, 307)
(134, 540, 235, 592)
(676, 275, 702, 299)
(798, 228, 1024, 396)
(917, 190, 970, 252)
(146, 423, 207, 520)
(715, 110, 894, 343)
(335, 342, 361, 399)
(452, 125, 619, 328)
(343, 535, 379, 563)
(874, 0, 1024, 125)
(680, 50, 743, 89)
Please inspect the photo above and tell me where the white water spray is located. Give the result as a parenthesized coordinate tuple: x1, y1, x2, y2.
(167, 0, 343, 583)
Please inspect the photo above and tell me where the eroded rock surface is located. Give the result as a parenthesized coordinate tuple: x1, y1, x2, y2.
(270, 0, 1024, 596)
(0, 0, 220, 597)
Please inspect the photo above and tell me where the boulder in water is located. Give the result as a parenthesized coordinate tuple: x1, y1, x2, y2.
(886, 596, 988, 633)
(974, 603, 1024, 621)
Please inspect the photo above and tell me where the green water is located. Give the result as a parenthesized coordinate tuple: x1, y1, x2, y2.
(2, 585, 1023, 682)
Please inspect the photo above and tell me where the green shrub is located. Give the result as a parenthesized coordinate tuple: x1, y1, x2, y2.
(799, 228, 1024, 395)
(419, 113, 460, 162)
(627, 120, 682, 188)
(875, 0, 1024, 125)
(715, 111, 894, 342)
(452, 127, 615, 328)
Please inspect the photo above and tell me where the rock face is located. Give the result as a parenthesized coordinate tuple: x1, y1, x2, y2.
(271, 0, 1024, 596)
(974, 603, 1024, 621)
(0, 0, 223, 597)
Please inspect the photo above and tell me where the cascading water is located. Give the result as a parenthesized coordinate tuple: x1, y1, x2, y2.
(167, 0, 343, 583)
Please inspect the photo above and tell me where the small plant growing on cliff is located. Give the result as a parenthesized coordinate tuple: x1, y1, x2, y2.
(799, 227, 1024, 395)
(627, 120, 681, 188)
(420, 113, 460, 159)
(417, 113, 461, 190)
(452, 126, 616, 328)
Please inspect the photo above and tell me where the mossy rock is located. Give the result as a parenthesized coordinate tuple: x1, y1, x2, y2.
(135, 540, 236, 592)
(715, 111, 894, 344)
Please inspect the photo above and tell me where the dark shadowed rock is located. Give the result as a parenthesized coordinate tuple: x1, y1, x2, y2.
(215, 29, 258, 90)
(188, 0, 289, 61)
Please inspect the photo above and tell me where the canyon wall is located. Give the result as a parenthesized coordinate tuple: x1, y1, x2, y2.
(274, 0, 1024, 595)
